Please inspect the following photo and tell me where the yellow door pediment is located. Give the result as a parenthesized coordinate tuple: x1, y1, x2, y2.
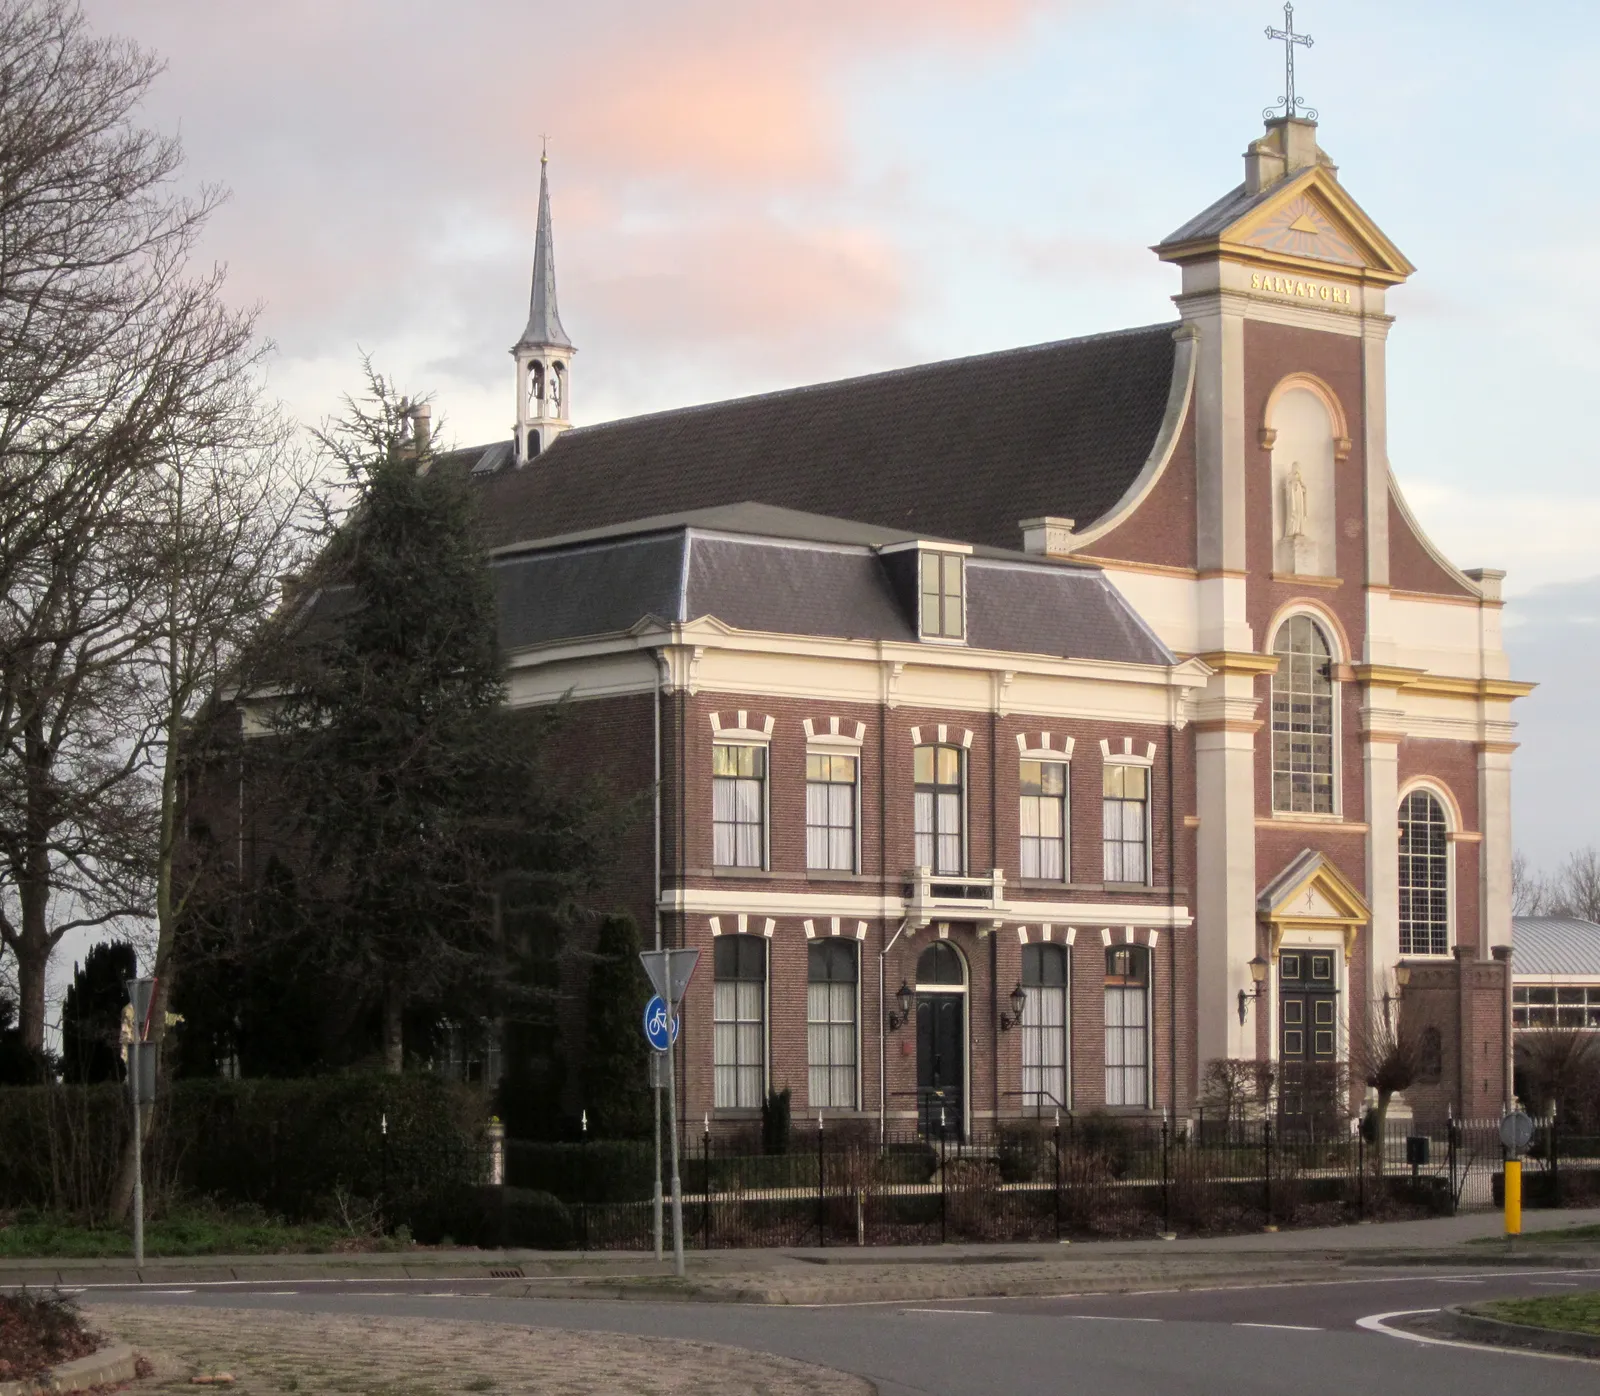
(1258, 849, 1371, 961)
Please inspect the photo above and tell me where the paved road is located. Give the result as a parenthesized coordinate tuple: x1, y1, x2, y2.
(82, 1266, 1600, 1395)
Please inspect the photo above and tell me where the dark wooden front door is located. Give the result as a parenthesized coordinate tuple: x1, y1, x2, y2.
(916, 993, 965, 1137)
(1279, 950, 1338, 1118)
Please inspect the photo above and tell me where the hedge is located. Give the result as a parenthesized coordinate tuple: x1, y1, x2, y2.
(0, 1075, 488, 1227)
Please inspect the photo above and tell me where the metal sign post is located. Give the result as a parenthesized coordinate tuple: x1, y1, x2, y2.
(641, 997, 677, 1264)
(1500, 1108, 1534, 1237)
(125, 976, 157, 1267)
(639, 948, 698, 1276)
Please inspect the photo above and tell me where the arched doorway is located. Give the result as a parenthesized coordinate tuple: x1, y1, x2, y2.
(915, 940, 966, 1138)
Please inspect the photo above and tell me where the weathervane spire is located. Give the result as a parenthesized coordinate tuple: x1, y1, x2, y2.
(1264, 3, 1317, 123)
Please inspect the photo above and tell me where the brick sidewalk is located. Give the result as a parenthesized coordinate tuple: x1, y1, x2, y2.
(94, 1305, 871, 1396)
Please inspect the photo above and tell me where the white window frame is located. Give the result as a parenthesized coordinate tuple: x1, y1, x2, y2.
(1268, 612, 1343, 818)
(1397, 782, 1456, 958)
(713, 741, 769, 870)
(806, 939, 860, 1109)
(1020, 942, 1070, 1113)
(1103, 944, 1151, 1108)
(713, 934, 768, 1110)
(918, 550, 967, 643)
(1101, 758, 1152, 886)
(805, 749, 860, 873)
(1019, 757, 1070, 882)
(914, 743, 967, 875)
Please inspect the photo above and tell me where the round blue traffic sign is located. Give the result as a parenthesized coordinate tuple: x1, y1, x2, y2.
(643, 995, 679, 1051)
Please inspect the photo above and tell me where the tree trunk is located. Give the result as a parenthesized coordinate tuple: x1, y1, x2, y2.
(382, 983, 404, 1074)
(14, 933, 49, 1057)
(1370, 1089, 1393, 1177)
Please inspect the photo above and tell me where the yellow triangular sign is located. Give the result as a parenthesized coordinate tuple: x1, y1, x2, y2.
(1288, 212, 1320, 235)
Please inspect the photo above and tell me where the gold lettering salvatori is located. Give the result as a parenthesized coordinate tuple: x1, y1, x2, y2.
(1250, 272, 1353, 305)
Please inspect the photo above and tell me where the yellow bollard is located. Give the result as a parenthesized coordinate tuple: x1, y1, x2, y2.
(1504, 1158, 1522, 1236)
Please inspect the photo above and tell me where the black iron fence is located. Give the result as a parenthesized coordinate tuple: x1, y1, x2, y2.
(501, 1114, 1554, 1251)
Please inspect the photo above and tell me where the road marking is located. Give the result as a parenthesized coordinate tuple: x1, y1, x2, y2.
(1434, 1279, 1486, 1285)
(1530, 1282, 1580, 1288)
(901, 1308, 992, 1315)
(1129, 1288, 1178, 1295)
(1067, 1315, 1161, 1322)
(1235, 1322, 1322, 1331)
(1356, 1309, 1596, 1364)
(147, 1289, 195, 1295)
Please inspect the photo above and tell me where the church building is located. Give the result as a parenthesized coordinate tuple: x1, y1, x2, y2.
(426, 106, 1527, 1136)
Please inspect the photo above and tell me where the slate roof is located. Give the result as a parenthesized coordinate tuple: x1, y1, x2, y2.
(489, 508, 1174, 667)
(1161, 180, 1282, 247)
(1512, 917, 1600, 979)
(442, 324, 1182, 554)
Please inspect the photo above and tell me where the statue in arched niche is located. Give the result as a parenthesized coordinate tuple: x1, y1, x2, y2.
(527, 362, 545, 415)
(1285, 461, 1309, 539)
(548, 363, 563, 415)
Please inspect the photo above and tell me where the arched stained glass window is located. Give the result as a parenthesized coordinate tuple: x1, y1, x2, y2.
(1271, 616, 1335, 814)
(1399, 790, 1450, 956)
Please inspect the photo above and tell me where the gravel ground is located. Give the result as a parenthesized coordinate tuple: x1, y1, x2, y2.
(93, 1305, 872, 1396)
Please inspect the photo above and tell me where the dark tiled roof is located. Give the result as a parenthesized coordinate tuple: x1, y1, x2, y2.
(966, 560, 1167, 664)
(448, 324, 1181, 553)
(491, 522, 1174, 667)
(1160, 181, 1277, 246)
(1512, 917, 1600, 978)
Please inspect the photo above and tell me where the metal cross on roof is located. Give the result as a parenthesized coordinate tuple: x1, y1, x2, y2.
(1263, 3, 1317, 123)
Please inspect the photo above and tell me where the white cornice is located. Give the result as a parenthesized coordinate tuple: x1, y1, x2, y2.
(660, 885, 1193, 927)
(505, 624, 1209, 695)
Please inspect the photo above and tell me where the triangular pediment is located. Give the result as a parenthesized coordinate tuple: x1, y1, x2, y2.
(1258, 849, 1371, 959)
(1242, 189, 1368, 268)
(1159, 165, 1415, 285)
(1229, 171, 1411, 278)
(1258, 848, 1370, 925)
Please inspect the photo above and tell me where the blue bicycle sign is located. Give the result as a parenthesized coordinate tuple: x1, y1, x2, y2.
(642, 995, 679, 1051)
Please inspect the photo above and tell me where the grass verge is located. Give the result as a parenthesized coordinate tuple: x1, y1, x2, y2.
(1478, 1292, 1600, 1336)
(0, 1209, 414, 1259)
(1467, 1222, 1600, 1244)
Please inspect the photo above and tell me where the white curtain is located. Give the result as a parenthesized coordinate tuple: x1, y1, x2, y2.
(1103, 985, 1148, 1106)
(807, 980, 857, 1108)
(1021, 984, 1066, 1110)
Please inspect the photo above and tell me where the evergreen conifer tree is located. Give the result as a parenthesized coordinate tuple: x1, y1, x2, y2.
(61, 940, 137, 1083)
(260, 369, 620, 1072)
(581, 913, 653, 1138)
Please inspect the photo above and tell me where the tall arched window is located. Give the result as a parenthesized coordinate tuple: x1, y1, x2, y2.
(1399, 790, 1450, 956)
(1271, 616, 1335, 814)
(1021, 943, 1068, 1113)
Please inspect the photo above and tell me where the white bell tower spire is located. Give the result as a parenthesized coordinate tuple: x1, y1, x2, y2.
(512, 143, 575, 463)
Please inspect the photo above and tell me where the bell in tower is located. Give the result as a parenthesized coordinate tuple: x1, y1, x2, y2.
(513, 145, 575, 463)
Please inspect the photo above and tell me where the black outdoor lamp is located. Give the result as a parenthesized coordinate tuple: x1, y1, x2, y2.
(889, 980, 915, 1031)
(1000, 982, 1027, 1031)
(1382, 963, 1412, 1025)
(1237, 954, 1270, 1025)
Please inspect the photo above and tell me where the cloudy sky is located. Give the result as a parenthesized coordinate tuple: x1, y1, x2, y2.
(72, 0, 1599, 878)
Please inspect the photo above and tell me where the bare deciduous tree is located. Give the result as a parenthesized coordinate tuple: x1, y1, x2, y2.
(1354, 992, 1421, 1173)
(1514, 847, 1600, 924)
(0, 0, 265, 1056)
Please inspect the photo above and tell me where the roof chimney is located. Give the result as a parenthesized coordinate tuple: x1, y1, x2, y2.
(411, 402, 431, 452)
(1244, 117, 1324, 195)
(1020, 517, 1075, 558)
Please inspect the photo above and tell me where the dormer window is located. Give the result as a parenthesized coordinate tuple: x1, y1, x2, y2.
(920, 551, 965, 641)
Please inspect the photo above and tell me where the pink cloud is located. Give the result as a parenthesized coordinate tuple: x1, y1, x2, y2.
(75, 0, 1050, 434)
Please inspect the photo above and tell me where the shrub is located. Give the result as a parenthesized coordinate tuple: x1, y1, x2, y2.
(504, 1139, 655, 1203)
(0, 1074, 487, 1227)
(762, 1088, 791, 1155)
